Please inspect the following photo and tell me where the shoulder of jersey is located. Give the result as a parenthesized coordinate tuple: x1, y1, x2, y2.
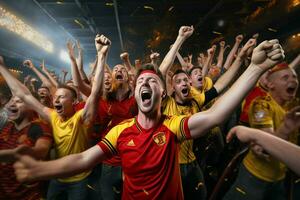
(117, 118, 135, 126)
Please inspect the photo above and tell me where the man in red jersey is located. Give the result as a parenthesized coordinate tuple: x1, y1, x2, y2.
(0, 96, 52, 200)
(12, 27, 284, 200)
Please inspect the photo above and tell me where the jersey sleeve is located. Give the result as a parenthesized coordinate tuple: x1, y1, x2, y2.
(97, 125, 122, 158)
(164, 115, 192, 142)
(203, 76, 213, 91)
(249, 97, 273, 129)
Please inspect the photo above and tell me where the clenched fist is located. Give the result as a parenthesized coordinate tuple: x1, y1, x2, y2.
(251, 39, 285, 71)
(95, 34, 111, 55)
(178, 26, 194, 39)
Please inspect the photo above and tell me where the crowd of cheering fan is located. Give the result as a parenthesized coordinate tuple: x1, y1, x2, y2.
(0, 25, 299, 200)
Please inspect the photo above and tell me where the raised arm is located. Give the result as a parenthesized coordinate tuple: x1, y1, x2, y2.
(29, 78, 38, 94)
(81, 34, 110, 125)
(216, 41, 226, 68)
(202, 45, 216, 80)
(213, 38, 257, 93)
(40, 60, 59, 88)
(0, 57, 50, 122)
(120, 52, 134, 71)
(176, 51, 188, 70)
(67, 41, 92, 97)
(159, 25, 194, 77)
(75, 40, 89, 83)
(61, 69, 68, 84)
(227, 124, 300, 176)
(289, 53, 300, 69)
(23, 60, 56, 96)
(150, 51, 160, 67)
(223, 34, 243, 70)
(188, 40, 284, 138)
(14, 145, 105, 182)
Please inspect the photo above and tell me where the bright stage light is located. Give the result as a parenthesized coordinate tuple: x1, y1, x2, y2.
(60, 50, 70, 63)
(0, 6, 53, 52)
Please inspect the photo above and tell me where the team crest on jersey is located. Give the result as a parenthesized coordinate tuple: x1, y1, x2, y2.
(254, 110, 266, 122)
(152, 132, 166, 146)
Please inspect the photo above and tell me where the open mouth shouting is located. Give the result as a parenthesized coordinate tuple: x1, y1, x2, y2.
(181, 88, 189, 97)
(39, 94, 47, 99)
(7, 107, 19, 120)
(8, 108, 19, 115)
(54, 104, 63, 114)
(115, 73, 124, 81)
(197, 76, 203, 84)
(141, 89, 152, 105)
(286, 85, 297, 97)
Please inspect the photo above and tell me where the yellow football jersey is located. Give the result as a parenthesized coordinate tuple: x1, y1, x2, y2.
(243, 95, 286, 182)
(50, 109, 91, 182)
(162, 87, 205, 164)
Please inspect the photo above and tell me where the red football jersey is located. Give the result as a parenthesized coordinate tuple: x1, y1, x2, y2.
(97, 96, 138, 165)
(0, 120, 52, 200)
(98, 115, 191, 200)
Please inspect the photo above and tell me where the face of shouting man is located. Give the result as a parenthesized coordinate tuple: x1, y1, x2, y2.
(172, 71, 192, 104)
(135, 70, 165, 115)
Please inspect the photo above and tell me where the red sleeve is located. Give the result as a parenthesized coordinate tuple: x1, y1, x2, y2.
(183, 117, 192, 140)
(74, 101, 86, 111)
(97, 138, 117, 159)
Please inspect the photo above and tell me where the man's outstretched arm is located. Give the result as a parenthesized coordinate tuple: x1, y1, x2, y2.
(14, 145, 106, 182)
(0, 57, 50, 122)
(188, 39, 285, 138)
(227, 124, 300, 176)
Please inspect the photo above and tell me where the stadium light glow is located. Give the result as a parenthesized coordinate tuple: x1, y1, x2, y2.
(60, 50, 70, 63)
(0, 6, 54, 52)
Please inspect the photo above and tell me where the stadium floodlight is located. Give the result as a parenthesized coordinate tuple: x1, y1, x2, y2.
(0, 6, 54, 53)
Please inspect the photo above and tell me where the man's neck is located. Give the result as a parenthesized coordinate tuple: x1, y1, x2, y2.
(194, 85, 203, 92)
(13, 117, 31, 131)
(115, 84, 130, 101)
(137, 109, 162, 130)
(174, 95, 189, 105)
(59, 110, 76, 121)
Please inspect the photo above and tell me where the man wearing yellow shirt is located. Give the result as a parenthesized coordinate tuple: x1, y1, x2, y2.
(224, 63, 299, 200)
(0, 34, 111, 199)
(160, 37, 258, 200)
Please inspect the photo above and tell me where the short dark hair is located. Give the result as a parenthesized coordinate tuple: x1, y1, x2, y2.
(188, 66, 202, 76)
(57, 85, 77, 100)
(136, 63, 166, 89)
(172, 69, 189, 78)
